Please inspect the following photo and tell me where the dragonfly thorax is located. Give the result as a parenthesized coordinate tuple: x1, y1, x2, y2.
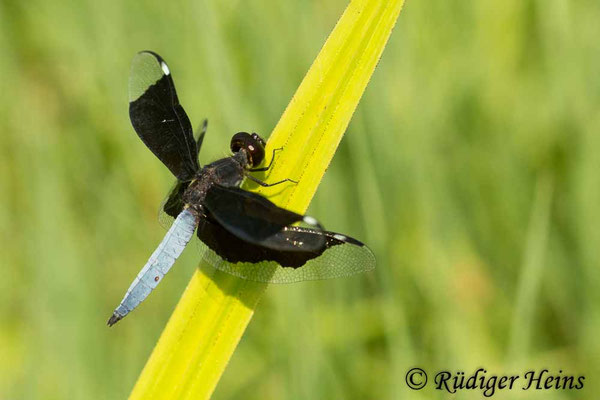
(182, 151, 249, 211)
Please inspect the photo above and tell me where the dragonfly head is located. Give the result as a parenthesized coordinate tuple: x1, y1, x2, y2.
(230, 132, 266, 167)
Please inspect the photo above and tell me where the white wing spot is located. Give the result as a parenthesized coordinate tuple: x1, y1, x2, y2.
(161, 61, 170, 75)
(303, 216, 318, 226)
(333, 234, 347, 241)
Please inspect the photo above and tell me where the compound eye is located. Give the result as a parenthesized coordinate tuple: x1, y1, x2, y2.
(230, 132, 265, 167)
(230, 132, 251, 153)
(251, 133, 266, 147)
(246, 137, 265, 167)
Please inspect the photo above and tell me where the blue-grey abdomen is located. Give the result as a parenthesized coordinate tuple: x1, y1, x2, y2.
(108, 208, 197, 326)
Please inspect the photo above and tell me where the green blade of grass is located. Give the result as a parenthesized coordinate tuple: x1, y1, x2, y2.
(129, 1, 404, 398)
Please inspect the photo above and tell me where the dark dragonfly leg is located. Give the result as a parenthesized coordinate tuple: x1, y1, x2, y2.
(245, 174, 298, 187)
(249, 147, 283, 172)
(244, 147, 296, 187)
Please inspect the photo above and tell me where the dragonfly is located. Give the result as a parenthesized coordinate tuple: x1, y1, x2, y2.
(108, 51, 375, 326)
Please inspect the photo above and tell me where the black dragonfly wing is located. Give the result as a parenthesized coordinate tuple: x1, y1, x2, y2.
(195, 119, 207, 155)
(129, 51, 199, 181)
(158, 121, 208, 229)
(203, 185, 326, 251)
(162, 180, 189, 216)
(197, 215, 376, 283)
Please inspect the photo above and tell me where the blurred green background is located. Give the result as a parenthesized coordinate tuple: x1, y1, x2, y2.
(1, 0, 599, 399)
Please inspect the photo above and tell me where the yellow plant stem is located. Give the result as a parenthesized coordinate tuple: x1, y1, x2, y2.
(129, 0, 404, 398)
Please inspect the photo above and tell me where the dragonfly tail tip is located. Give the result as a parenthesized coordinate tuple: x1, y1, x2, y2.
(107, 312, 123, 327)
